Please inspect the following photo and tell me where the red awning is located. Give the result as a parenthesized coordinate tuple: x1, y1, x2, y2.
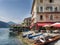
(37, 23, 46, 26)
(37, 23, 52, 27)
(51, 23, 60, 27)
(54, 25, 60, 27)
(30, 22, 54, 28)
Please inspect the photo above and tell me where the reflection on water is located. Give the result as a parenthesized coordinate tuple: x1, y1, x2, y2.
(0, 28, 23, 45)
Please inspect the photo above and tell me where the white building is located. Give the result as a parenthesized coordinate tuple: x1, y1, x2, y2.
(31, 0, 60, 30)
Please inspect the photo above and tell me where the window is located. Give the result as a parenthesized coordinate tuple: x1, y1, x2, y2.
(49, 0, 54, 3)
(40, 15, 43, 20)
(46, 7, 49, 10)
(55, 7, 58, 11)
(46, 6, 53, 12)
(40, 0, 43, 3)
(50, 15, 53, 20)
(40, 7, 43, 12)
(49, 7, 53, 11)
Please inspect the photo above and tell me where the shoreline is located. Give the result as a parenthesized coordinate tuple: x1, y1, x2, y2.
(17, 32, 60, 45)
(17, 33, 34, 45)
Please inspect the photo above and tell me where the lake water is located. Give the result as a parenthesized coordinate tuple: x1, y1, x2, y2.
(0, 28, 23, 45)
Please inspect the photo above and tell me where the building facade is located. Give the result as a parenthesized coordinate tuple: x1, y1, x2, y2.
(31, 0, 60, 30)
(24, 17, 31, 27)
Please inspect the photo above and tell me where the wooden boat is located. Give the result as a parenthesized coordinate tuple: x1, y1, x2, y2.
(34, 35, 60, 45)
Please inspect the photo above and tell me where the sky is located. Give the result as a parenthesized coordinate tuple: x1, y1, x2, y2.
(0, 0, 33, 24)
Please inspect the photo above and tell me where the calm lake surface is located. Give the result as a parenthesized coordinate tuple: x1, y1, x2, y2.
(0, 28, 23, 45)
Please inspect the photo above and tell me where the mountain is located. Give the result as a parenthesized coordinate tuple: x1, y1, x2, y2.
(0, 21, 10, 28)
(8, 21, 16, 25)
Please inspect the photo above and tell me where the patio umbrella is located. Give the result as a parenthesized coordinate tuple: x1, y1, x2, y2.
(51, 23, 60, 27)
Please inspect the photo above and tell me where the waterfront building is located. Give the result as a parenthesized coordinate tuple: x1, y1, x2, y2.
(23, 17, 31, 27)
(31, 0, 60, 31)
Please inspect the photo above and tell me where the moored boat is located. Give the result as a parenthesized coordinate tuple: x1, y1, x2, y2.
(34, 35, 60, 45)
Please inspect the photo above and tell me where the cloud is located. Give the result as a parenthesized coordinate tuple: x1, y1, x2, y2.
(0, 16, 8, 22)
(0, 0, 32, 24)
(0, 15, 19, 23)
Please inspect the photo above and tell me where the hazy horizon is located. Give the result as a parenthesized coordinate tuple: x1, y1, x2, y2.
(0, 0, 33, 24)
